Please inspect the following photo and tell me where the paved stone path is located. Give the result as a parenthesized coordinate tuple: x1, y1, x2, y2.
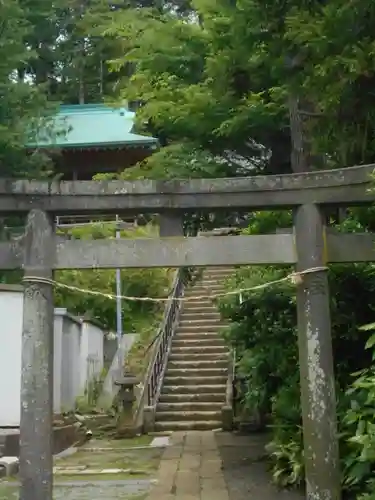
(0, 436, 161, 499)
(148, 431, 229, 500)
(0, 431, 305, 499)
(216, 432, 304, 500)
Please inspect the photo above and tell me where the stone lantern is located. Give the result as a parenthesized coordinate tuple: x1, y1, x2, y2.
(114, 370, 139, 437)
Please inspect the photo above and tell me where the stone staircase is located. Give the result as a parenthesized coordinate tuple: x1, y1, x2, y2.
(154, 267, 233, 431)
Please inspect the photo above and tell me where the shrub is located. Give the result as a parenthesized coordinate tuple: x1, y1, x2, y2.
(55, 223, 171, 331)
(217, 210, 375, 498)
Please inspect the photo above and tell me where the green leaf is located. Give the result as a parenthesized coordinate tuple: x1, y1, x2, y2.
(365, 334, 375, 350)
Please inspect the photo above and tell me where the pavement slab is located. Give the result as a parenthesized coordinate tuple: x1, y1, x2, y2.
(147, 430, 305, 500)
(148, 430, 230, 500)
(215, 432, 304, 500)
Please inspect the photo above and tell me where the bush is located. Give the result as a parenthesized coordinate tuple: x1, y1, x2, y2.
(217, 210, 375, 499)
(55, 223, 171, 331)
(340, 332, 375, 498)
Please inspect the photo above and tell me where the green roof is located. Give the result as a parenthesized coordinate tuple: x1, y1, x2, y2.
(28, 104, 158, 150)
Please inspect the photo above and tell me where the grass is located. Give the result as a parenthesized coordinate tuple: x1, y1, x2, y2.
(125, 309, 164, 379)
(85, 435, 153, 448)
(52, 435, 162, 475)
(122, 266, 176, 380)
(0, 438, 161, 498)
(54, 447, 161, 471)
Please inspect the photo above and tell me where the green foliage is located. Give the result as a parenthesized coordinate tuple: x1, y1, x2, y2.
(103, 0, 286, 177)
(265, 425, 304, 489)
(340, 342, 375, 498)
(0, 0, 54, 177)
(76, 367, 107, 413)
(120, 143, 237, 180)
(217, 210, 375, 498)
(100, 0, 375, 180)
(3, 0, 375, 180)
(55, 223, 171, 331)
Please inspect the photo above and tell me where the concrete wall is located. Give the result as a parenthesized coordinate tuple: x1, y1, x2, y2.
(79, 321, 104, 394)
(104, 335, 118, 369)
(0, 286, 24, 427)
(97, 333, 138, 410)
(55, 309, 82, 413)
(0, 290, 107, 427)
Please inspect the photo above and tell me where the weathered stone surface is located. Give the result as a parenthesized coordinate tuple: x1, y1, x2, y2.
(0, 456, 19, 477)
(294, 204, 340, 499)
(0, 164, 373, 214)
(148, 430, 230, 500)
(55, 234, 295, 269)
(20, 209, 55, 500)
(216, 432, 304, 500)
(154, 268, 230, 432)
(3, 231, 375, 272)
(0, 479, 153, 499)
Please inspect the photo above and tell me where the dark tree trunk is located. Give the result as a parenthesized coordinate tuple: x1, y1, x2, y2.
(288, 94, 309, 173)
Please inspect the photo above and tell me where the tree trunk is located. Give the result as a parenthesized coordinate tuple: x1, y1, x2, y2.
(288, 94, 309, 173)
(289, 93, 336, 223)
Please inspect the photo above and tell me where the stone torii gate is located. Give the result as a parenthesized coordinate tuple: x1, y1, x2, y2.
(1, 164, 375, 500)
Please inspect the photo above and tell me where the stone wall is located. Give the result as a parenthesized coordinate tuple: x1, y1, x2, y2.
(0, 289, 107, 426)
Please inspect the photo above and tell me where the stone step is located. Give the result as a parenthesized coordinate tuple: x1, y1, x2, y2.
(168, 359, 227, 370)
(170, 345, 227, 355)
(161, 384, 226, 395)
(175, 330, 224, 339)
(157, 401, 222, 412)
(172, 338, 226, 348)
(186, 278, 225, 285)
(185, 281, 225, 289)
(174, 335, 225, 344)
(181, 311, 220, 320)
(183, 299, 215, 307)
(201, 283, 230, 288)
(176, 324, 224, 333)
(183, 294, 223, 302)
(182, 303, 216, 311)
(176, 321, 228, 334)
(184, 286, 224, 296)
(203, 274, 233, 280)
(155, 410, 221, 422)
(203, 283, 229, 287)
(169, 352, 228, 361)
(204, 270, 234, 276)
(199, 279, 229, 285)
(166, 367, 226, 378)
(154, 420, 222, 431)
(159, 392, 225, 403)
(163, 375, 227, 386)
(179, 317, 222, 326)
(203, 271, 233, 277)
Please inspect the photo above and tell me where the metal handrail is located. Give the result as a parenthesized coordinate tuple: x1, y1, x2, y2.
(133, 268, 184, 428)
(226, 347, 236, 409)
(147, 269, 184, 406)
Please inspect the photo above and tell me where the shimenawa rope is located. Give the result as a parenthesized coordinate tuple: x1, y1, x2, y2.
(21, 266, 327, 303)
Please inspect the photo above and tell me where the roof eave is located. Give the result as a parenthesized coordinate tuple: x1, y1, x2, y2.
(26, 140, 159, 151)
